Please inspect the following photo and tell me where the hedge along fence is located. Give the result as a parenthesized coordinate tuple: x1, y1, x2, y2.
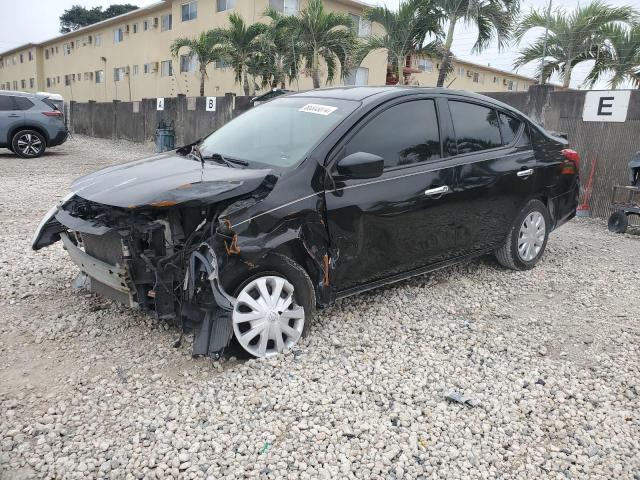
(70, 94, 252, 147)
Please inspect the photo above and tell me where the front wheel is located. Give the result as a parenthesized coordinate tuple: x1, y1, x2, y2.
(495, 199, 550, 271)
(229, 254, 315, 358)
(12, 130, 46, 158)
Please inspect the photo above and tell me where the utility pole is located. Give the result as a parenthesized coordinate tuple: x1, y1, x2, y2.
(539, 0, 553, 85)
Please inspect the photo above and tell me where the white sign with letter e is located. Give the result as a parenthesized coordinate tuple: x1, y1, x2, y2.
(156, 97, 164, 111)
(206, 97, 217, 112)
(582, 90, 630, 122)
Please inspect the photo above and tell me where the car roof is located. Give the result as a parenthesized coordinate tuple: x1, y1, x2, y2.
(0, 90, 45, 99)
(289, 85, 531, 121)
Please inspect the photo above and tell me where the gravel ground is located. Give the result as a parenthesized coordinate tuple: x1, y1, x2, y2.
(0, 135, 639, 480)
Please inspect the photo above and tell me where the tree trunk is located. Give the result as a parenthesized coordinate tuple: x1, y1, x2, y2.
(397, 54, 404, 85)
(562, 64, 572, 89)
(312, 50, 321, 89)
(242, 67, 250, 96)
(199, 65, 206, 97)
(437, 20, 457, 87)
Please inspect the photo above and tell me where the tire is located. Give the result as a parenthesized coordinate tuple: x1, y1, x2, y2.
(495, 199, 551, 271)
(226, 254, 315, 358)
(608, 211, 628, 233)
(11, 130, 46, 158)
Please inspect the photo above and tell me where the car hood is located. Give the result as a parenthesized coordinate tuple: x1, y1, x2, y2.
(70, 151, 274, 208)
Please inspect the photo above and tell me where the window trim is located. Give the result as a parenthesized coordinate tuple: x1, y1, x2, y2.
(328, 96, 444, 174)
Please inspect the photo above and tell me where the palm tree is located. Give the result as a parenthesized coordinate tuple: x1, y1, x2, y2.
(514, 1, 637, 88)
(585, 24, 640, 88)
(361, 0, 442, 85)
(275, 0, 357, 89)
(434, 0, 517, 87)
(170, 31, 225, 97)
(212, 13, 268, 95)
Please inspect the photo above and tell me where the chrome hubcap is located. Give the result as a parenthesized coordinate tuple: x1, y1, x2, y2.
(518, 211, 546, 261)
(17, 134, 42, 156)
(232, 275, 305, 358)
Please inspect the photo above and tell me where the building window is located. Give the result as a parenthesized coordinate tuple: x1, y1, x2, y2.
(63, 43, 72, 55)
(133, 23, 138, 33)
(344, 67, 369, 86)
(133, 64, 139, 75)
(416, 58, 433, 73)
(214, 59, 230, 69)
(217, 0, 236, 11)
(28, 51, 33, 61)
(20, 79, 26, 89)
(19, 53, 24, 63)
(46, 78, 51, 88)
(472, 72, 479, 83)
(45, 50, 50, 60)
(507, 80, 514, 90)
(114, 28, 124, 43)
(95, 70, 105, 83)
(180, 54, 197, 73)
(13, 81, 18, 90)
(143, 20, 149, 30)
(457, 66, 464, 76)
(349, 14, 371, 37)
(161, 60, 173, 76)
(181, 1, 198, 21)
(95, 34, 102, 47)
(269, 0, 298, 15)
(114, 67, 126, 81)
(64, 75, 71, 86)
(29, 78, 34, 88)
(161, 14, 172, 31)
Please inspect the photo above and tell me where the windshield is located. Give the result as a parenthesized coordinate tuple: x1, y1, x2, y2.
(199, 97, 358, 168)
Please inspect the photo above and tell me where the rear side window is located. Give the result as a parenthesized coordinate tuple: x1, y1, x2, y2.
(14, 97, 34, 110)
(449, 101, 502, 154)
(0, 96, 15, 111)
(346, 99, 441, 169)
(499, 112, 522, 145)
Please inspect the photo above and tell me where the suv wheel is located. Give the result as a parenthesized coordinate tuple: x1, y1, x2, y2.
(12, 130, 46, 158)
(229, 255, 315, 358)
(607, 211, 628, 233)
(495, 199, 550, 271)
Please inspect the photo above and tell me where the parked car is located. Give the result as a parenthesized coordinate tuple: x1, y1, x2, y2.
(0, 91, 67, 158)
(32, 87, 579, 358)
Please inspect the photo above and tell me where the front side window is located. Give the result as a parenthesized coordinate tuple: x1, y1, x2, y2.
(161, 14, 172, 31)
(181, 1, 198, 21)
(161, 60, 173, 76)
(0, 96, 14, 111)
(200, 97, 357, 168)
(346, 100, 441, 169)
(217, 0, 236, 11)
(269, 0, 298, 15)
(449, 100, 502, 154)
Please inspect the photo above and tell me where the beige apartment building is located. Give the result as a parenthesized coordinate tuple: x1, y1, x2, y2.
(0, 0, 535, 102)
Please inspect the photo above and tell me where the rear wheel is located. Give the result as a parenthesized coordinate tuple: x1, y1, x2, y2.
(229, 255, 315, 358)
(608, 211, 628, 233)
(12, 130, 46, 158)
(495, 199, 550, 271)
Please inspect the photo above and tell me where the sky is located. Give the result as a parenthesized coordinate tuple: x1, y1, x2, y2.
(1, 0, 639, 88)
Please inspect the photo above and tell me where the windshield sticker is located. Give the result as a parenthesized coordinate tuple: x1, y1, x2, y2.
(299, 103, 338, 116)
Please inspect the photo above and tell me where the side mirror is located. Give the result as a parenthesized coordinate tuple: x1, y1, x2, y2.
(336, 152, 384, 179)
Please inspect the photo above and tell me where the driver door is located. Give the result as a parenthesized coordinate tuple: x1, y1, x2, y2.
(325, 98, 464, 293)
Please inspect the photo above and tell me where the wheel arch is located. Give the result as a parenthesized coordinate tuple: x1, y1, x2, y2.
(9, 125, 50, 146)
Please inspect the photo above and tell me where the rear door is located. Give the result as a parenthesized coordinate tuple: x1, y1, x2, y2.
(325, 97, 467, 292)
(446, 99, 536, 254)
(0, 95, 24, 146)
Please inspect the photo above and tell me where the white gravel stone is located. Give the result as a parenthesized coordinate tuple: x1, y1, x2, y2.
(0, 135, 639, 479)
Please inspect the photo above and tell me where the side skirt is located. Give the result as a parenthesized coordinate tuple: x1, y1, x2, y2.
(334, 247, 497, 301)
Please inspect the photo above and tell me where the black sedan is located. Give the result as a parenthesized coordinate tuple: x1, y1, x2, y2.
(32, 87, 580, 358)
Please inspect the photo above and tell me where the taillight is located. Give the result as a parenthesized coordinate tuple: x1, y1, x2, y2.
(561, 149, 580, 167)
(42, 111, 64, 117)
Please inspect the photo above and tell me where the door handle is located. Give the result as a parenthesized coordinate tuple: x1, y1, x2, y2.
(424, 185, 450, 196)
(517, 168, 534, 178)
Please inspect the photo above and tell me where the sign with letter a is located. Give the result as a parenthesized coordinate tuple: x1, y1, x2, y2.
(582, 90, 630, 122)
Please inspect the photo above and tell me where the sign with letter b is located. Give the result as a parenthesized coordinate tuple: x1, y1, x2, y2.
(206, 97, 216, 112)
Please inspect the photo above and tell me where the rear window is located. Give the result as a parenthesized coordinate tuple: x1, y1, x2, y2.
(449, 100, 502, 154)
(14, 97, 34, 110)
(0, 96, 14, 111)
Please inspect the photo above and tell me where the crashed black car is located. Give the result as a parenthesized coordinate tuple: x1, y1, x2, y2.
(32, 87, 580, 358)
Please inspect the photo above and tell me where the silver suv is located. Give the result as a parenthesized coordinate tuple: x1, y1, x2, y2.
(0, 91, 68, 158)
